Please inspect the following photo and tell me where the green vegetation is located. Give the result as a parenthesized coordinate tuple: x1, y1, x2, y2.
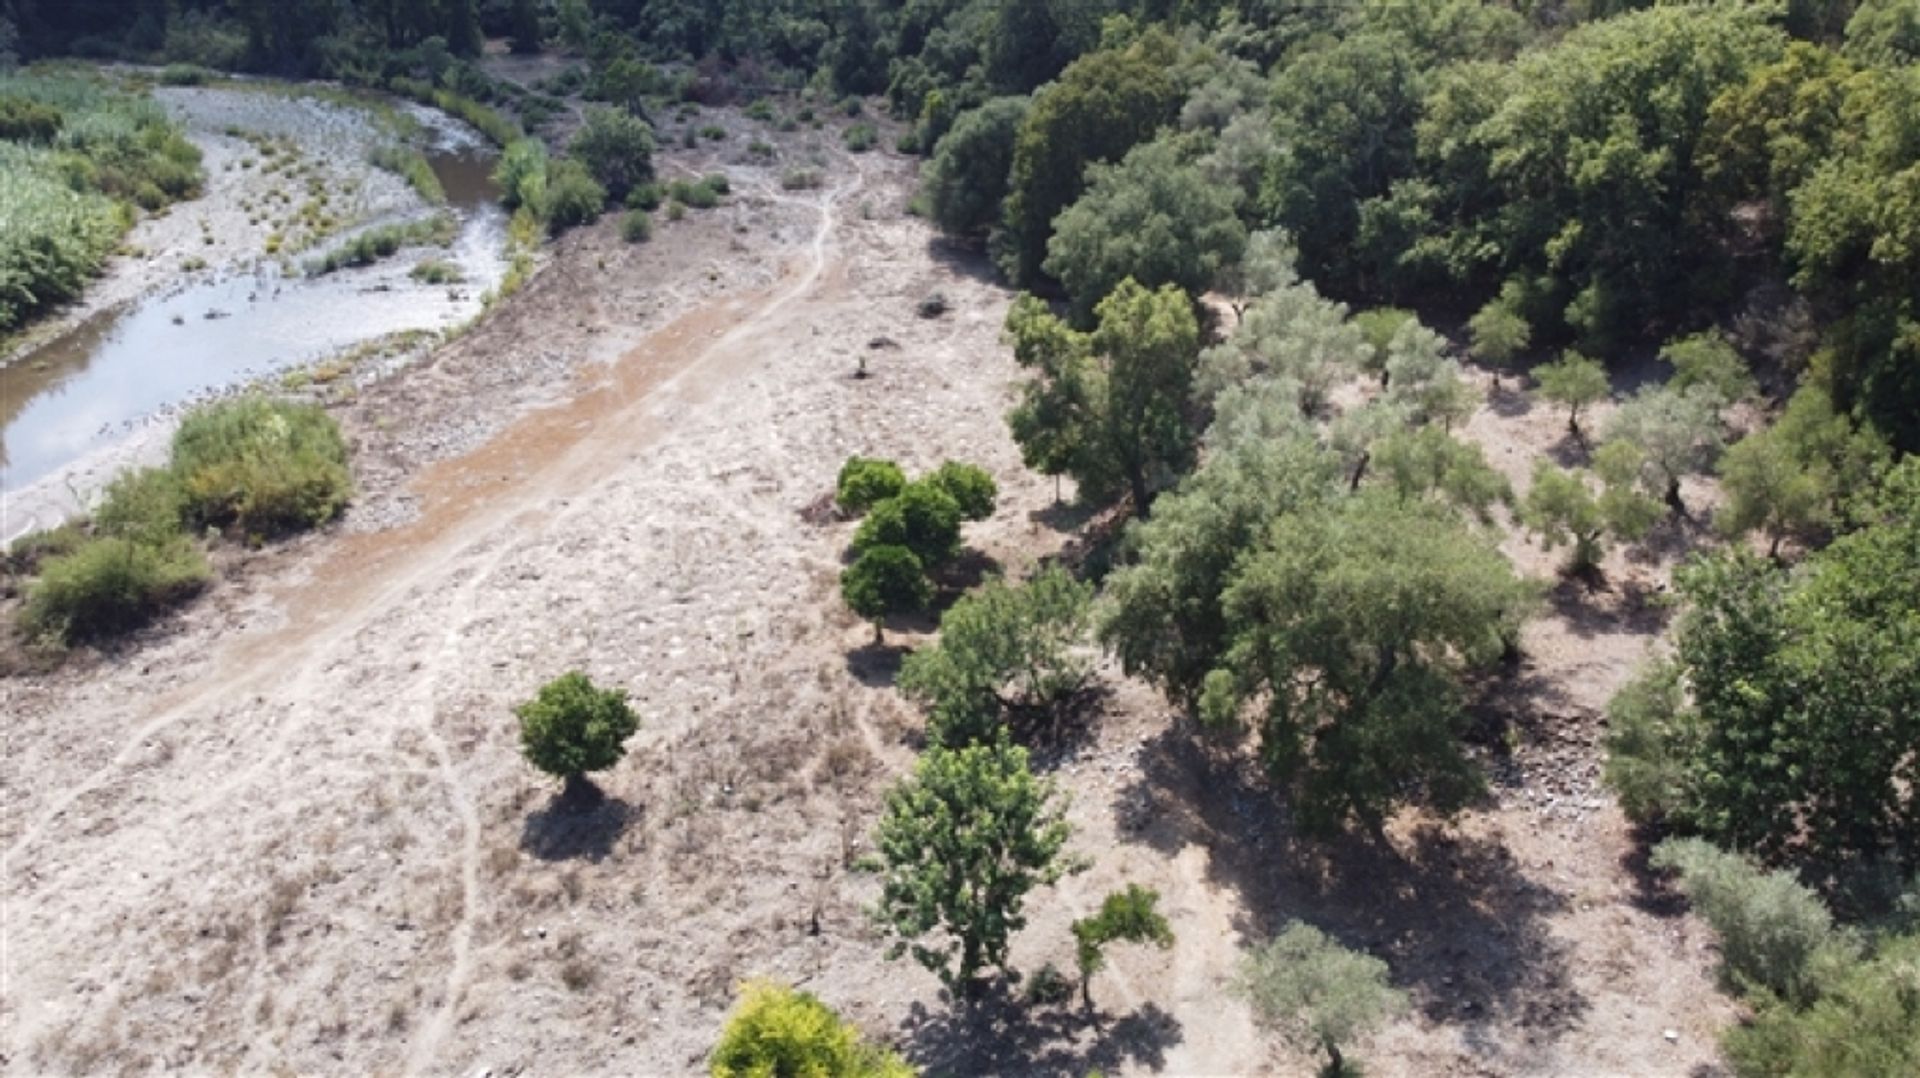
(1532, 351, 1610, 436)
(368, 142, 445, 205)
(871, 736, 1069, 995)
(19, 534, 210, 645)
(172, 396, 354, 535)
(1234, 922, 1409, 1078)
(1522, 446, 1663, 575)
(840, 545, 930, 646)
(834, 456, 905, 514)
(710, 981, 913, 1078)
(618, 208, 651, 244)
(304, 214, 456, 276)
(514, 671, 640, 800)
(567, 106, 653, 202)
(1070, 885, 1173, 1010)
(0, 73, 202, 331)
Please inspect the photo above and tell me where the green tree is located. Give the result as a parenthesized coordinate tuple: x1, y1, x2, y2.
(1601, 385, 1728, 514)
(836, 456, 906, 515)
(841, 545, 932, 646)
(924, 461, 996, 521)
(1715, 386, 1888, 556)
(1000, 30, 1181, 285)
(1233, 922, 1409, 1078)
(508, 0, 542, 55)
(1369, 426, 1512, 524)
(1070, 884, 1174, 1010)
(1652, 838, 1845, 1006)
(923, 97, 1028, 241)
(853, 482, 963, 567)
(897, 567, 1093, 748)
(1660, 331, 1755, 404)
(710, 980, 913, 1078)
(1532, 350, 1609, 436)
(515, 671, 640, 800)
(1604, 465, 1920, 869)
(1044, 137, 1246, 321)
(1352, 307, 1416, 388)
(1726, 931, 1920, 1078)
(1203, 493, 1533, 836)
(872, 738, 1070, 996)
(1522, 445, 1663, 575)
(568, 107, 654, 202)
(1005, 279, 1200, 515)
(1196, 280, 1363, 419)
(1467, 292, 1530, 388)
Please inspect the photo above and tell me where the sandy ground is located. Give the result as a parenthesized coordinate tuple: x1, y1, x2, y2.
(2, 106, 1738, 1076)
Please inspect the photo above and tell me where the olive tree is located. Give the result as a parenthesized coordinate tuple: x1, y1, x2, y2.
(1533, 350, 1610, 436)
(1601, 384, 1728, 514)
(1521, 443, 1663, 574)
(872, 738, 1070, 996)
(1234, 922, 1408, 1077)
(515, 671, 640, 801)
(1467, 291, 1531, 388)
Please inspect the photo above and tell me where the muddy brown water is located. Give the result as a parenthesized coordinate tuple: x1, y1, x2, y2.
(0, 139, 505, 494)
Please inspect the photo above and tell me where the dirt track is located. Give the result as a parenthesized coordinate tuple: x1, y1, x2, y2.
(4, 115, 1733, 1076)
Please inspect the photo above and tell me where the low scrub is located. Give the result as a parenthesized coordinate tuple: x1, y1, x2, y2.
(304, 214, 456, 276)
(172, 397, 354, 536)
(19, 534, 210, 644)
(368, 143, 447, 205)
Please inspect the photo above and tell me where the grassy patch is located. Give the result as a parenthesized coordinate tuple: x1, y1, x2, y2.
(19, 534, 210, 644)
(304, 214, 457, 276)
(172, 397, 354, 536)
(368, 143, 447, 205)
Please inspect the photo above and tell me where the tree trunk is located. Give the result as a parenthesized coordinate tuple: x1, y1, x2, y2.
(1053, 473, 1062, 505)
(1665, 476, 1687, 517)
(872, 620, 884, 647)
(1325, 1038, 1344, 1077)
(1349, 451, 1370, 492)
(1129, 466, 1152, 521)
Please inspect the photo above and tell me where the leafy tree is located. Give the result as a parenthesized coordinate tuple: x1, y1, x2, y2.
(1467, 291, 1530, 388)
(1604, 465, 1920, 870)
(1651, 838, 1845, 1006)
(1370, 426, 1512, 524)
(1602, 385, 1728, 514)
(1660, 331, 1755, 404)
(1045, 136, 1246, 321)
(1070, 884, 1174, 1010)
(1532, 350, 1609, 436)
(508, 0, 542, 55)
(1202, 493, 1533, 836)
(1216, 228, 1300, 319)
(1000, 30, 1182, 285)
(710, 980, 912, 1078)
(515, 671, 640, 800)
(1100, 436, 1340, 708)
(1844, 0, 1920, 66)
(1352, 307, 1416, 387)
(836, 456, 906, 514)
(841, 546, 932, 645)
(871, 738, 1070, 996)
(924, 461, 996, 521)
(897, 567, 1093, 748)
(1383, 330, 1475, 433)
(1233, 922, 1409, 1078)
(853, 482, 963, 567)
(923, 96, 1028, 241)
(568, 106, 654, 202)
(1716, 387, 1888, 556)
(1196, 281, 1362, 419)
(1522, 445, 1663, 575)
(1726, 931, 1920, 1078)
(1006, 279, 1200, 515)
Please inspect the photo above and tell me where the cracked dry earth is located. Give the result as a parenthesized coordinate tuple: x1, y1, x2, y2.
(4, 128, 1732, 1076)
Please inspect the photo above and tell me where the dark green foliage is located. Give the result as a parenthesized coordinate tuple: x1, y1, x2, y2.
(1071, 884, 1173, 1008)
(922, 96, 1027, 241)
(619, 208, 651, 243)
(1605, 461, 1920, 870)
(835, 456, 906, 514)
(1202, 492, 1533, 836)
(897, 568, 1093, 749)
(19, 534, 209, 645)
(871, 737, 1070, 993)
(666, 177, 721, 209)
(171, 397, 354, 536)
(843, 122, 875, 152)
(710, 980, 913, 1078)
(514, 671, 640, 788)
(508, 0, 542, 55)
(1000, 30, 1182, 285)
(1045, 137, 1246, 321)
(924, 461, 996, 521)
(852, 482, 962, 567)
(493, 138, 548, 211)
(93, 467, 186, 544)
(540, 158, 608, 234)
(840, 545, 931, 644)
(1716, 387, 1888, 555)
(1726, 931, 1920, 1078)
(567, 106, 654, 201)
(1005, 279, 1200, 514)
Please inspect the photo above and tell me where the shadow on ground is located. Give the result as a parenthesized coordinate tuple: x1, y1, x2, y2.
(520, 793, 636, 862)
(1114, 730, 1591, 1044)
(902, 989, 1184, 1076)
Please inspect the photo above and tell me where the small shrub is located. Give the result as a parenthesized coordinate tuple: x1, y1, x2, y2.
(781, 168, 822, 190)
(700, 172, 730, 196)
(667, 178, 719, 209)
(843, 123, 876, 153)
(539, 158, 607, 235)
(699, 124, 725, 141)
(515, 671, 640, 798)
(711, 980, 911, 1078)
(93, 467, 186, 543)
(625, 181, 663, 210)
(1025, 963, 1074, 1006)
(567, 106, 654, 201)
(20, 535, 209, 644)
(744, 99, 776, 123)
(158, 63, 213, 86)
(1651, 838, 1845, 1005)
(171, 397, 353, 536)
(917, 292, 948, 318)
(620, 209, 652, 243)
(925, 461, 996, 521)
(747, 139, 774, 159)
(666, 199, 686, 221)
(836, 456, 906, 514)
(409, 258, 463, 284)
(493, 138, 548, 211)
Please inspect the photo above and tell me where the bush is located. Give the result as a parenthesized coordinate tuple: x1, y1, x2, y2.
(852, 482, 962, 566)
(925, 461, 996, 520)
(667, 178, 721, 209)
(1651, 838, 1845, 1005)
(20, 535, 209, 644)
(1234, 922, 1408, 1076)
(93, 467, 186, 543)
(1726, 932, 1920, 1077)
(710, 980, 911, 1078)
(619, 209, 652, 243)
(665, 199, 686, 221)
(843, 122, 876, 152)
(515, 670, 640, 797)
(171, 397, 353, 536)
(781, 167, 822, 190)
(567, 106, 654, 201)
(539, 158, 607, 234)
(410, 258, 463, 284)
(625, 181, 663, 210)
(158, 63, 213, 86)
(305, 214, 458, 276)
(835, 456, 906, 514)
(493, 138, 548, 211)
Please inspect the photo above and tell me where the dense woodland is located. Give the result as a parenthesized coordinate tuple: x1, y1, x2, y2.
(4, 0, 1918, 1073)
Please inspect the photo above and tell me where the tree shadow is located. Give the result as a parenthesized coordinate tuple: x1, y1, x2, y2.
(520, 792, 636, 863)
(1486, 380, 1534, 418)
(1114, 730, 1590, 1040)
(1028, 499, 1100, 534)
(844, 640, 909, 687)
(931, 548, 1003, 595)
(927, 236, 1002, 287)
(1624, 509, 1713, 567)
(1620, 823, 1689, 919)
(900, 988, 1184, 1076)
(1544, 577, 1673, 641)
(1546, 428, 1591, 467)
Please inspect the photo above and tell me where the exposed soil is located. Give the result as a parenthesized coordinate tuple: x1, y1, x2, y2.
(2, 106, 1736, 1076)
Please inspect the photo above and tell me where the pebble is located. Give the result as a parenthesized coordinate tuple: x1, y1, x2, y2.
(1663, 1029, 1679, 1043)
